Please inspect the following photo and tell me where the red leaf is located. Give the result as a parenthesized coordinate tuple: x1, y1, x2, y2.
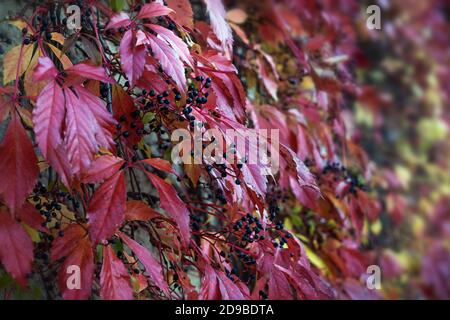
(119, 30, 146, 88)
(138, 158, 175, 174)
(0, 112, 39, 212)
(87, 171, 126, 245)
(82, 155, 126, 184)
(16, 202, 48, 233)
(100, 245, 133, 300)
(0, 210, 33, 287)
(166, 0, 194, 29)
(51, 224, 87, 262)
(145, 32, 187, 89)
(105, 12, 131, 30)
(58, 234, 94, 300)
(200, 265, 247, 299)
(240, 163, 268, 197)
(33, 80, 72, 186)
(256, 56, 278, 100)
(280, 144, 318, 187)
(274, 264, 321, 299)
(118, 232, 170, 295)
(136, 3, 174, 20)
(144, 172, 190, 248)
(136, 69, 168, 93)
(204, 0, 233, 54)
(66, 63, 112, 83)
(125, 200, 160, 221)
(147, 24, 194, 68)
(111, 84, 143, 144)
(33, 57, 58, 81)
(64, 86, 115, 176)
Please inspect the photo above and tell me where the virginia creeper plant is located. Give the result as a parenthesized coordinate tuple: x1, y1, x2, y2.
(0, 0, 448, 300)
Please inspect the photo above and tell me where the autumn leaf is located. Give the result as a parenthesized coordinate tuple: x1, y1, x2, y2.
(16, 202, 48, 233)
(146, 24, 194, 69)
(138, 157, 176, 174)
(118, 232, 170, 295)
(167, 0, 194, 29)
(58, 235, 94, 300)
(0, 112, 39, 213)
(33, 57, 116, 181)
(64, 86, 115, 176)
(125, 200, 160, 221)
(204, 0, 233, 55)
(119, 30, 147, 88)
(135, 2, 174, 20)
(200, 265, 247, 299)
(65, 62, 112, 84)
(144, 171, 191, 248)
(0, 209, 33, 287)
(33, 80, 72, 186)
(105, 12, 131, 30)
(51, 224, 93, 300)
(3, 44, 35, 85)
(87, 171, 126, 245)
(82, 155, 126, 184)
(144, 32, 187, 90)
(100, 245, 133, 300)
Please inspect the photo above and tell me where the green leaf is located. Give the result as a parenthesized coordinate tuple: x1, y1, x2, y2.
(110, 0, 126, 12)
(142, 112, 155, 124)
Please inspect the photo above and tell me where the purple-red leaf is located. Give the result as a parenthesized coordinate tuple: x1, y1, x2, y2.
(0, 112, 39, 212)
(105, 12, 132, 30)
(138, 158, 175, 174)
(100, 245, 133, 300)
(145, 32, 187, 90)
(0, 210, 33, 287)
(33, 80, 71, 186)
(119, 30, 146, 88)
(200, 265, 247, 299)
(204, 0, 233, 54)
(82, 155, 126, 184)
(118, 232, 170, 295)
(125, 200, 160, 221)
(144, 172, 190, 248)
(33, 57, 58, 81)
(66, 63, 112, 83)
(136, 3, 174, 20)
(64, 86, 115, 176)
(51, 225, 94, 300)
(147, 24, 194, 68)
(87, 171, 126, 245)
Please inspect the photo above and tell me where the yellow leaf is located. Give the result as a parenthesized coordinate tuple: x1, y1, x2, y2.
(98, 147, 114, 156)
(8, 19, 27, 30)
(23, 223, 41, 243)
(24, 53, 46, 99)
(47, 43, 73, 69)
(184, 163, 201, 187)
(299, 75, 315, 91)
(370, 219, 382, 235)
(303, 243, 329, 274)
(49, 32, 65, 45)
(3, 44, 35, 85)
